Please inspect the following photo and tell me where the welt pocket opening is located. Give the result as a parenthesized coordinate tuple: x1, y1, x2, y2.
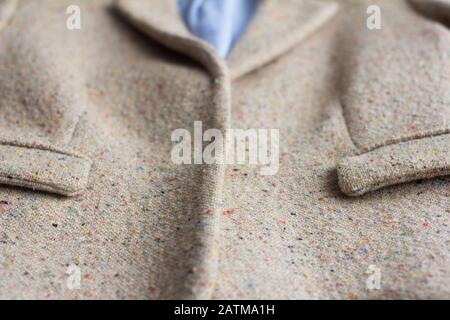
(0, 142, 92, 196)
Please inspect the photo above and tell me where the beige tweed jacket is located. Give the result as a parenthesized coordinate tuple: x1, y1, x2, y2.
(0, 0, 449, 299)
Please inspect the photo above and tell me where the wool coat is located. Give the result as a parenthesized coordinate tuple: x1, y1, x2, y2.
(0, 0, 449, 299)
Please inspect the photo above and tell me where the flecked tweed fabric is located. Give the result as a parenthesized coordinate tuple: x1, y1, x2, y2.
(0, 0, 448, 299)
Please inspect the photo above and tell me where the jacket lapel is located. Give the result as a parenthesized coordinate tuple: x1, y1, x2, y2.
(228, 0, 339, 79)
(115, 0, 339, 80)
(0, 0, 18, 31)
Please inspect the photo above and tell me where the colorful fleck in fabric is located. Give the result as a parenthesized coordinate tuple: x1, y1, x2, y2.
(0, 0, 448, 299)
(177, 0, 261, 58)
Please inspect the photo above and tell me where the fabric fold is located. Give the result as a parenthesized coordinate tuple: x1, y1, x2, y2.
(115, 0, 231, 299)
(409, 0, 450, 26)
(0, 0, 17, 31)
(227, 0, 339, 79)
(337, 134, 450, 196)
(115, 0, 339, 80)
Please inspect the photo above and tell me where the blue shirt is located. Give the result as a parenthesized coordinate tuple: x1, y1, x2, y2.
(178, 0, 261, 58)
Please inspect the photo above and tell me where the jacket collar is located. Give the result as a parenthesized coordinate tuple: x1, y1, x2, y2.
(115, 0, 339, 80)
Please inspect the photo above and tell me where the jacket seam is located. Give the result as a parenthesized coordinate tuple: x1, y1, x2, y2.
(353, 128, 450, 156)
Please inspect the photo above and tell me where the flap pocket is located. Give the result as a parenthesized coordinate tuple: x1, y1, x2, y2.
(0, 143, 92, 196)
(338, 134, 450, 196)
(337, 0, 450, 195)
